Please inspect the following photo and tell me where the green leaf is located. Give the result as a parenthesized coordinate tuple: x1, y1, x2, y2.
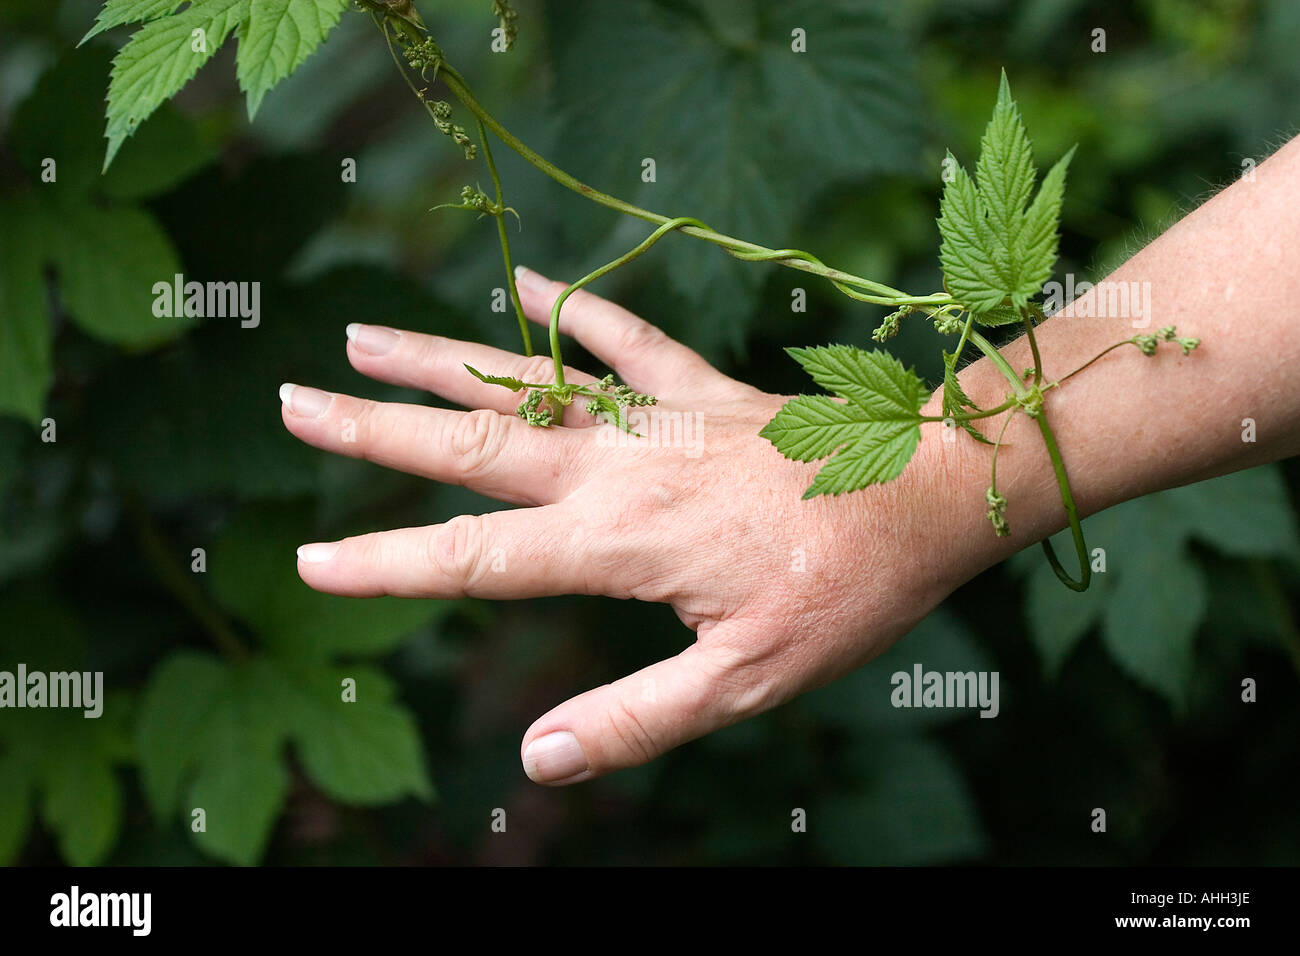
(936, 158, 1005, 313)
(288, 664, 434, 804)
(80, 0, 185, 45)
(1014, 465, 1296, 708)
(814, 736, 986, 865)
(975, 71, 1035, 253)
(47, 202, 190, 346)
(185, 661, 291, 866)
(1099, 547, 1206, 708)
(547, 0, 922, 357)
(941, 349, 994, 445)
(756, 396, 873, 463)
(761, 345, 928, 497)
(973, 303, 1025, 327)
(234, 0, 350, 119)
(136, 651, 230, 820)
(0, 596, 133, 866)
(209, 503, 448, 659)
(102, 0, 250, 169)
(100, 102, 219, 201)
(465, 365, 526, 392)
(134, 652, 433, 865)
(0, 198, 52, 426)
(40, 751, 124, 867)
(1014, 146, 1075, 302)
(937, 72, 1075, 315)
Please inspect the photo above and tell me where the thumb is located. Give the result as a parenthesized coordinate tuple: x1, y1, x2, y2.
(519, 626, 782, 785)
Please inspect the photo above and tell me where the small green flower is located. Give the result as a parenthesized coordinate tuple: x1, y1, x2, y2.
(985, 486, 1009, 537)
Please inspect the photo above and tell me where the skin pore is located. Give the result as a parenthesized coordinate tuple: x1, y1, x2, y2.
(280, 133, 1300, 786)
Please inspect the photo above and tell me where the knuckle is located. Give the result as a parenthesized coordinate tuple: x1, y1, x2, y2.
(614, 318, 666, 360)
(518, 354, 554, 385)
(448, 408, 505, 481)
(602, 697, 659, 765)
(425, 514, 487, 592)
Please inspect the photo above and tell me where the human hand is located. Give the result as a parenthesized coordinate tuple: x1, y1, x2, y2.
(279, 266, 989, 785)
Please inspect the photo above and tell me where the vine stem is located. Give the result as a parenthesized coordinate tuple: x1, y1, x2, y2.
(357, 4, 948, 309)
(436, 63, 942, 305)
(477, 117, 532, 355)
(1033, 411, 1092, 592)
(968, 327, 1090, 590)
(549, 217, 709, 385)
(1056, 337, 1139, 384)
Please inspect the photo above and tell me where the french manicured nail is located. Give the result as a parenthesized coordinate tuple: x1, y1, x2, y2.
(522, 731, 588, 783)
(513, 264, 548, 294)
(279, 383, 332, 418)
(296, 542, 340, 563)
(346, 323, 400, 356)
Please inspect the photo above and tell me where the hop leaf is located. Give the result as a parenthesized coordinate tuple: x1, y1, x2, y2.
(92, 0, 351, 169)
(937, 71, 1074, 318)
(761, 345, 929, 498)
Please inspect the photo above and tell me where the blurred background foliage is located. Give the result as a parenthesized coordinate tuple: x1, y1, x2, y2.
(1, 0, 1298, 865)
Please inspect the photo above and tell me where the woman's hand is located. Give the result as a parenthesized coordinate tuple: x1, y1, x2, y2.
(279, 266, 977, 785)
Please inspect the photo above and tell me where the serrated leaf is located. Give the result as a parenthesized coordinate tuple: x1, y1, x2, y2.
(937, 159, 1005, 313)
(786, 345, 927, 421)
(941, 349, 994, 445)
(802, 423, 920, 497)
(938, 72, 1074, 316)
(764, 346, 927, 497)
(80, 0, 185, 45)
(975, 71, 1035, 249)
(465, 365, 526, 391)
(1014, 145, 1075, 302)
(235, 0, 350, 119)
(758, 396, 875, 463)
(103, 0, 250, 169)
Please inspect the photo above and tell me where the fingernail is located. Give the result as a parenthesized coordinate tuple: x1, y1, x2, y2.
(522, 731, 588, 784)
(346, 323, 401, 356)
(513, 264, 547, 294)
(279, 383, 332, 418)
(297, 542, 340, 563)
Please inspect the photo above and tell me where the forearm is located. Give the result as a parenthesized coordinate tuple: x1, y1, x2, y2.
(922, 133, 1300, 576)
